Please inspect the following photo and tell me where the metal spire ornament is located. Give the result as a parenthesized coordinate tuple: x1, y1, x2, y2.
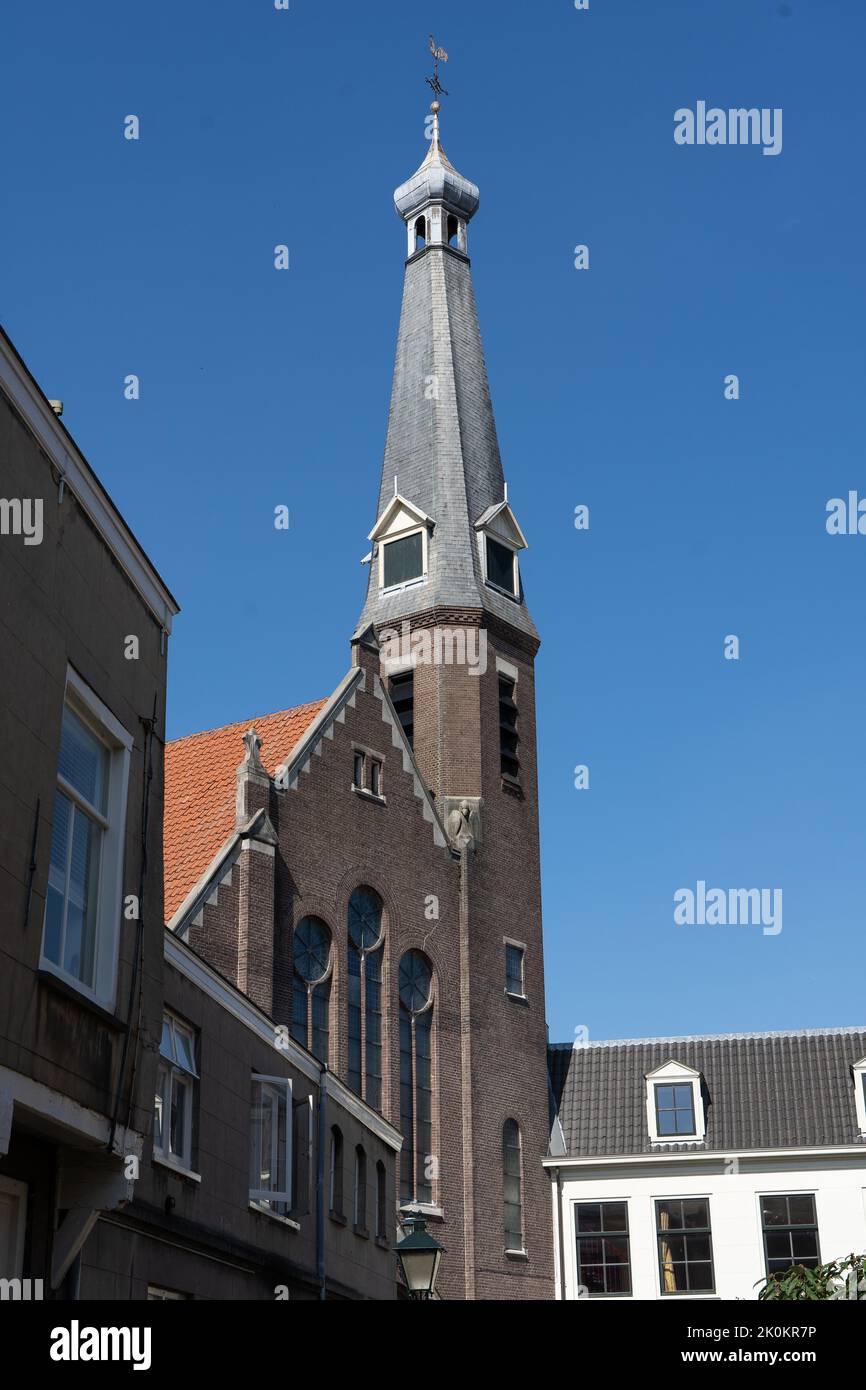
(426, 34, 449, 97)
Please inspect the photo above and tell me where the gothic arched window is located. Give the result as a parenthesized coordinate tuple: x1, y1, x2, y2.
(290, 916, 331, 1062)
(347, 888, 384, 1111)
(398, 949, 434, 1205)
(503, 1119, 524, 1252)
(354, 1145, 367, 1230)
(414, 215, 426, 250)
(329, 1125, 343, 1216)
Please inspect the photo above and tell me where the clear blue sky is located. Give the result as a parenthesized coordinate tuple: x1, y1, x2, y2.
(3, 0, 864, 1045)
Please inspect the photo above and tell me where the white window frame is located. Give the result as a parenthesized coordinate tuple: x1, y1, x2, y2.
(480, 531, 519, 598)
(155, 1012, 199, 1173)
(503, 936, 527, 999)
(250, 1075, 293, 1218)
(0, 1175, 28, 1279)
(853, 1057, 866, 1135)
(40, 667, 132, 1009)
(645, 1061, 705, 1144)
(379, 526, 429, 595)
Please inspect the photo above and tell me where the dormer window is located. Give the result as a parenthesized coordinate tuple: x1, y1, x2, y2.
(486, 536, 518, 596)
(474, 499, 528, 603)
(645, 1061, 706, 1144)
(383, 531, 423, 589)
(368, 494, 432, 595)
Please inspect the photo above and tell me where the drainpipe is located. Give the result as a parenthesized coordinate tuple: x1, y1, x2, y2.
(555, 1167, 566, 1300)
(316, 1062, 327, 1300)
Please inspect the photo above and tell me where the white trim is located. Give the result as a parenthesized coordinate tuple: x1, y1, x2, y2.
(248, 1201, 300, 1232)
(368, 493, 432, 542)
(0, 330, 178, 632)
(250, 1075, 293, 1213)
(480, 531, 519, 598)
(40, 668, 132, 1010)
(0, 1065, 143, 1158)
(645, 1061, 705, 1145)
(495, 657, 519, 683)
(324, 1073, 402, 1154)
(853, 1057, 866, 1135)
(543, 1144, 866, 1170)
(379, 527, 429, 594)
(152, 1154, 202, 1184)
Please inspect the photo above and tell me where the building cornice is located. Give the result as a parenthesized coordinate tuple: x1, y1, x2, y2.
(543, 1144, 866, 1170)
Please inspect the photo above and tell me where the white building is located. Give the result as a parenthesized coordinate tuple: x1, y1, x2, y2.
(546, 1027, 866, 1300)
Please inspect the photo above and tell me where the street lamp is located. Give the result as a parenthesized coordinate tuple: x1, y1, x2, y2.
(396, 1216, 444, 1299)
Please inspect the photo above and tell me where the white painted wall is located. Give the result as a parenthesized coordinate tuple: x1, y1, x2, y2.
(550, 1154, 866, 1300)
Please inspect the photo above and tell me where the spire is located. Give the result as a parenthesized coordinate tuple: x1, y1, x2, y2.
(354, 104, 536, 644)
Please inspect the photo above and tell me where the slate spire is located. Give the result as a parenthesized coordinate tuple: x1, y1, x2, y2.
(354, 103, 536, 643)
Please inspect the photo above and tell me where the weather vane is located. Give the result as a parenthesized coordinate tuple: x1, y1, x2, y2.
(426, 34, 449, 98)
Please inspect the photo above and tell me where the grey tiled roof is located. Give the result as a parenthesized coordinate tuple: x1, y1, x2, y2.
(354, 243, 538, 642)
(548, 1027, 866, 1156)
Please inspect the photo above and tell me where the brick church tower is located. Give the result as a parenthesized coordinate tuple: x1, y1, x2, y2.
(164, 101, 553, 1299)
(353, 103, 554, 1298)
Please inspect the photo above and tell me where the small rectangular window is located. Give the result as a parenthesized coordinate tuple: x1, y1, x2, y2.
(389, 670, 414, 747)
(353, 750, 365, 788)
(369, 759, 382, 797)
(155, 1013, 199, 1171)
(499, 677, 520, 782)
(761, 1194, 820, 1275)
(486, 536, 517, 596)
(383, 532, 423, 588)
(575, 1202, 632, 1296)
(656, 1198, 714, 1294)
(654, 1083, 696, 1137)
(250, 1076, 292, 1218)
(505, 944, 525, 997)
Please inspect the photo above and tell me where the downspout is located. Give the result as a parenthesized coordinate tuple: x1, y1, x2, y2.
(555, 1167, 566, 1300)
(317, 1062, 328, 1300)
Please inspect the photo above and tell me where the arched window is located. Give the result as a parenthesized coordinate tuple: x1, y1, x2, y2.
(398, 949, 434, 1205)
(414, 215, 426, 250)
(447, 213, 459, 246)
(290, 916, 331, 1062)
(375, 1159, 388, 1240)
(329, 1125, 343, 1216)
(503, 1119, 524, 1252)
(347, 888, 384, 1111)
(354, 1145, 367, 1230)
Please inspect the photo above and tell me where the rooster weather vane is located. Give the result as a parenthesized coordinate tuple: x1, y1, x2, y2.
(426, 34, 449, 98)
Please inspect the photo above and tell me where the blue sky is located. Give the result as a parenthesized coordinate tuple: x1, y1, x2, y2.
(3, 0, 864, 1044)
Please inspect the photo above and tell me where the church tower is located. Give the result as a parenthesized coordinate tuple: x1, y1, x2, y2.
(356, 101, 554, 1299)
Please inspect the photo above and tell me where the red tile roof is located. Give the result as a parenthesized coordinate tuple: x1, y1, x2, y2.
(163, 700, 327, 923)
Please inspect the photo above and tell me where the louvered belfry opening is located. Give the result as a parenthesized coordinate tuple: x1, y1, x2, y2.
(498, 676, 519, 782)
(389, 669, 414, 748)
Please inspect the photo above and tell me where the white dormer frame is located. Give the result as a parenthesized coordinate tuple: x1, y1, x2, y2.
(474, 500, 528, 601)
(645, 1060, 706, 1145)
(369, 494, 433, 595)
(853, 1057, 866, 1135)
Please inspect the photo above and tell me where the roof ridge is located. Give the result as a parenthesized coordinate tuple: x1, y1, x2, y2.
(550, 1025, 866, 1050)
(167, 698, 327, 748)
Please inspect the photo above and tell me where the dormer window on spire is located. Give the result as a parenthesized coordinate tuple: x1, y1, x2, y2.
(474, 500, 528, 603)
(368, 494, 433, 595)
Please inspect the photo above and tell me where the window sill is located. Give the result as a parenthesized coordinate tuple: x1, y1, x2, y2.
(484, 579, 520, 603)
(249, 1201, 300, 1231)
(353, 1224, 370, 1240)
(505, 1248, 529, 1262)
(500, 776, 523, 800)
(352, 785, 387, 806)
(504, 990, 529, 1007)
(380, 576, 428, 598)
(153, 1153, 202, 1184)
(37, 965, 122, 1028)
(329, 1209, 347, 1227)
(375, 1235, 390, 1250)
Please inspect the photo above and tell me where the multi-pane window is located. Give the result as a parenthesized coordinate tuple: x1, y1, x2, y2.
(352, 750, 384, 798)
(761, 1195, 820, 1275)
(155, 1013, 198, 1171)
(486, 535, 517, 596)
(348, 888, 384, 1111)
(575, 1202, 632, 1295)
(250, 1077, 292, 1218)
(399, 950, 434, 1205)
(382, 531, 423, 589)
(498, 677, 519, 782)
(656, 1198, 714, 1294)
(502, 1119, 524, 1251)
(505, 943, 525, 997)
(369, 758, 382, 798)
(353, 750, 365, 788)
(654, 1083, 697, 1137)
(375, 1160, 388, 1240)
(389, 670, 414, 747)
(329, 1126, 344, 1216)
(290, 916, 331, 1062)
(354, 1146, 367, 1231)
